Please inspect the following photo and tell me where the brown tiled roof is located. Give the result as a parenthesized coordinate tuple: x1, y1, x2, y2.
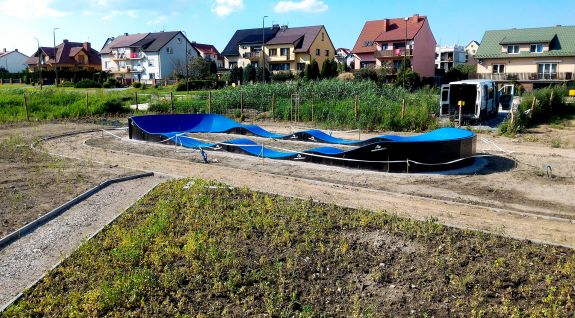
(100, 33, 149, 54)
(27, 41, 100, 66)
(191, 42, 220, 54)
(266, 25, 324, 53)
(352, 15, 427, 54)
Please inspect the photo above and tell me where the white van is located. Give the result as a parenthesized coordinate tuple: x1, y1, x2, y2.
(440, 79, 499, 121)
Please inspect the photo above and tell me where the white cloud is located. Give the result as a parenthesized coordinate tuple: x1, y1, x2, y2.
(212, 0, 243, 17)
(101, 9, 139, 20)
(274, 0, 328, 13)
(0, 0, 68, 17)
(147, 15, 167, 25)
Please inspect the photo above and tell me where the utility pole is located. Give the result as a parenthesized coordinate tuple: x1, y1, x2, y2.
(183, 30, 189, 92)
(262, 15, 268, 83)
(403, 17, 408, 89)
(53, 27, 60, 86)
(34, 38, 42, 89)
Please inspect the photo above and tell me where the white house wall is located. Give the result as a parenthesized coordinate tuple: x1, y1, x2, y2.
(158, 35, 199, 80)
(0, 51, 28, 73)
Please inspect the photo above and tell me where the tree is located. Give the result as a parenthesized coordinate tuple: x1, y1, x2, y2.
(305, 59, 319, 81)
(243, 64, 256, 83)
(189, 57, 211, 80)
(444, 64, 476, 83)
(255, 67, 270, 83)
(320, 59, 338, 79)
(209, 61, 217, 75)
(395, 68, 421, 91)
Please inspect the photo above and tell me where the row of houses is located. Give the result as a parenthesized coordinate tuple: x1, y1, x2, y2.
(2, 16, 574, 90)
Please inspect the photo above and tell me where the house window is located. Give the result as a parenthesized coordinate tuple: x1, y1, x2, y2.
(321, 33, 325, 41)
(382, 43, 388, 50)
(166, 47, 173, 54)
(538, 63, 557, 79)
(252, 62, 259, 68)
(104, 61, 110, 69)
(177, 37, 182, 44)
(229, 62, 238, 68)
(149, 73, 155, 80)
(271, 63, 290, 71)
(492, 64, 505, 74)
(507, 45, 519, 54)
(362, 41, 374, 47)
(280, 48, 289, 56)
(325, 49, 329, 56)
(148, 59, 154, 67)
(269, 48, 277, 56)
(530, 44, 543, 53)
(297, 63, 306, 71)
(316, 49, 320, 56)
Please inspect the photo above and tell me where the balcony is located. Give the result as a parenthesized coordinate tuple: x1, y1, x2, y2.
(243, 52, 261, 61)
(472, 72, 573, 81)
(108, 66, 145, 74)
(129, 52, 144, 59)
(375, 48, 413, 59)
(111, 54, 128, 61)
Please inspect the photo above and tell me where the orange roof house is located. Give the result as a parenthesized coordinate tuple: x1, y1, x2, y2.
(351, 14, 436, 78)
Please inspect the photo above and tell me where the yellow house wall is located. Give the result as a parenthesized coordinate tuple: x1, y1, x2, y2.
(307, 26, 336, 71)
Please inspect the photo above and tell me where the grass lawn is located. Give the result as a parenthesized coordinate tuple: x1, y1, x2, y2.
(4, 178, 574, 317)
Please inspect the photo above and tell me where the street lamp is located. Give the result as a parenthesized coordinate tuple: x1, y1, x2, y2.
(182, 30, 189, 92)
(53, 27, 60, 86)
(34, 38, 42, 89)
(403, 17, 408, 89)
(262, 15, 268, 83)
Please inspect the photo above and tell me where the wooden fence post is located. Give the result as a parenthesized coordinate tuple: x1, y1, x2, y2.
(530, 96, 536, 118)
(170, 92, 174, 113)
(354, 95, 358, 119)
(135, 92, 139, 111)
(271, 93, 276, 120)
(85, 92, 89, 115)
(312, 94, 315, 123)
(23, 93, 30, 121)
(208, 91, 212, 113)
(401, 98, 406, 120)
(240, 91, 244, 115)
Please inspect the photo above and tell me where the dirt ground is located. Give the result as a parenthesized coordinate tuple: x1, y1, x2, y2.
(30, 118, 575, 247)
(0, 121, 137, 237)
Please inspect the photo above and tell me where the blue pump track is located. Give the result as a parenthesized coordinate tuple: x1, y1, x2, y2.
(128, 114, 477, 171)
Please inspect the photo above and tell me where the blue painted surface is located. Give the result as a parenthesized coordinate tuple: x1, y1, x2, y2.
(131, 114, 474, 145)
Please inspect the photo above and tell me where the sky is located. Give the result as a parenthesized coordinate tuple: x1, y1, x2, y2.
(1, 0, 574, 56)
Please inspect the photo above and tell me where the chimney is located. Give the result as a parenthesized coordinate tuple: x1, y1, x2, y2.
(83, 42, 91, 51)
(124, 33, 129, 36)
(272, 24, 280, 28)
(15, 49, 18, 52)
(410, 14, 420, 23)
(280, 25, 288, 31)
(63, 39, 69, 43)
(2, 48, 6, 53)
(383, 19, 390, 32)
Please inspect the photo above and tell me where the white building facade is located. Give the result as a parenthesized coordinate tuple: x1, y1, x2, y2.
(100, 31, 199, 83)
(0, 49, 29, 73)
(435, 45, 467, 71)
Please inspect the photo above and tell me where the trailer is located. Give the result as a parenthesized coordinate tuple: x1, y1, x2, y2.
(440, 79, 499, 121)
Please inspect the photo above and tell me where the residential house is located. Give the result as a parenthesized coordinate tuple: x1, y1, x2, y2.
(474, 25, 575, 91)
(435, 45, 467, 71)
(335, 48, 354, 68)
(221, 26, 280, 69)
(0, 48, 29, 73)
(27, 40, 101, 73)
(465, 40, 480, 64)
(100, 31, 199, 83)
(264, 25, 336, 73)
(351, 14, 436, 78)
(191, 42, 224, 69)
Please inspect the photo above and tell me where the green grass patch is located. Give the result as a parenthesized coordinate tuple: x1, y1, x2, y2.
(4, 179, 574, 317)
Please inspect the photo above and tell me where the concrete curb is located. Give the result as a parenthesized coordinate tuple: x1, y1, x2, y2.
(0, 172, 158, 313)
(0, 172, 153, 250)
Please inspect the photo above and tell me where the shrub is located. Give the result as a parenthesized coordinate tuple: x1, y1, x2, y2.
(337, 72, 355, 81)
(353, 68, 378, 82)
(271, 71, 294, 82)
(75, 79, 102, 88)
(95, 98, 129, 114)
(58, 81, 75, 88)
(243, 64, 256, 83)
(103, 78, 122, 88)
(132, 82, 142, 89)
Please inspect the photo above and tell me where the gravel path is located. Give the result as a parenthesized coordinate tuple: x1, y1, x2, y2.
(0, 175, 163, 309)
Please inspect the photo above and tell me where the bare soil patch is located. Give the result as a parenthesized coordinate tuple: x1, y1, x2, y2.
(0, 121, 137, 237)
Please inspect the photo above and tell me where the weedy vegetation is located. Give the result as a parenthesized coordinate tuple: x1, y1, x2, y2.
(4, 178, 574, 317)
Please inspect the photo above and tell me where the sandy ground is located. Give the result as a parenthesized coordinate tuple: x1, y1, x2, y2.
(39, 121, 575, 247)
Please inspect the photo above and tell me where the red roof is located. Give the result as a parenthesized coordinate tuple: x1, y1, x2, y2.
(191, 42, 220, 55)
(352, 15, 427, 54)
